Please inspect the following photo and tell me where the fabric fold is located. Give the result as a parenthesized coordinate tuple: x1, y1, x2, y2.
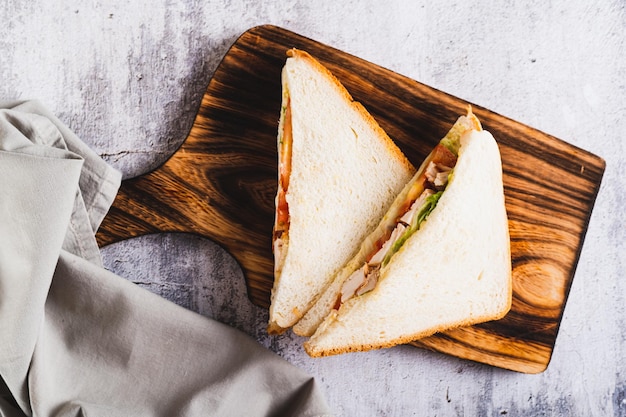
(0, 149, 83, 416)
(0, 101, 332, 417)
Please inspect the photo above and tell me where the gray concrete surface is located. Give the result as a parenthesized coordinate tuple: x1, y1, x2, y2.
(1, 1, 624, 416)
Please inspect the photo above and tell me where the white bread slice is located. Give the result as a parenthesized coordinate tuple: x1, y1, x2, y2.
(268, 49, 414, 333)
(304, 128, 512, 356)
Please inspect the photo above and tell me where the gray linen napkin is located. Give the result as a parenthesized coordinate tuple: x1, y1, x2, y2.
(0, 100, 332, 417)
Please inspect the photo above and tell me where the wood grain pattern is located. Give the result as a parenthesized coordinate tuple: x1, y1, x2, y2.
(96, 25, 605, 373)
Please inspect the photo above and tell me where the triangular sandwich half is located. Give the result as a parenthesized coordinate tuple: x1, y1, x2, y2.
(268, 49, 415, 333)
(302, 108, 512, 356)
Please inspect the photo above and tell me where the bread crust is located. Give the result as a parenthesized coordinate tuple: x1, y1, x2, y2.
(304, 306, 510, 357)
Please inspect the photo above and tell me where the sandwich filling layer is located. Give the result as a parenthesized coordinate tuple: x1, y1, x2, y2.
(273, 93, 292, 274)
(338, 111, 482, 308)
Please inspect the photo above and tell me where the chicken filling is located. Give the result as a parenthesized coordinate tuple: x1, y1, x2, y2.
(338, 143, 457, 307)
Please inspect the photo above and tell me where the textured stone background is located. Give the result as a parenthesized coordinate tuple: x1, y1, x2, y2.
(1, 1, 624, 416)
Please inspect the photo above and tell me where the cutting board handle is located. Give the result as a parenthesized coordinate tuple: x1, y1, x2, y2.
(96, 26, 286, 306)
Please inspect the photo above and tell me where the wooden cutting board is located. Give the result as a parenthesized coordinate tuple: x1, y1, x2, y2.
(96, 25, 605, 373)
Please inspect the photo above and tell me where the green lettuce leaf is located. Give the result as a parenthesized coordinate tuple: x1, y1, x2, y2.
(382, 190, 444, 267)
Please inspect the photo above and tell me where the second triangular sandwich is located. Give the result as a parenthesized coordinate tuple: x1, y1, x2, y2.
(268, 49, 415, 333)
(301, 109, 512, 356)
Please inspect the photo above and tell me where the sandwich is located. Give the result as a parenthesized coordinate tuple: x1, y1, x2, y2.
(268, 49, 415, 333)
(300, 108, 512, 356)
